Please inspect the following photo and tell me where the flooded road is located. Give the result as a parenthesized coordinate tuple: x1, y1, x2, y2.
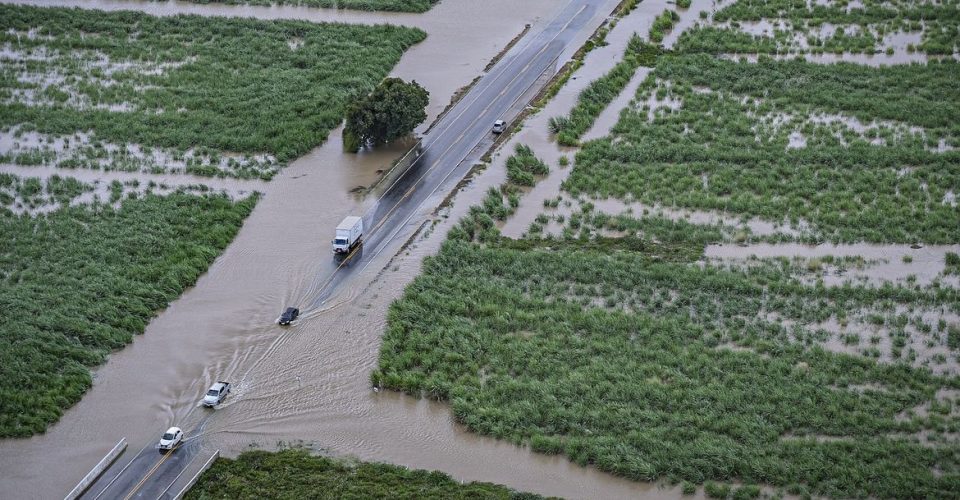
(0, 0, 678, 498)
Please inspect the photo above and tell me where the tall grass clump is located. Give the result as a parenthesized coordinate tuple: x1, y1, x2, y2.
(0, 5, 426, 161)
(506, 144, 549, 186)
(0, 192, 258, 437)
(186, 449, 542, 499)
(650, 9, 681, 43)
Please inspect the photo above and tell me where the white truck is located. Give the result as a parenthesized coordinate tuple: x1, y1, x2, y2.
(333, 216, 363, 254)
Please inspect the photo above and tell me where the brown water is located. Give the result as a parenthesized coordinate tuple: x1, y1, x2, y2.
(705, 242, 960, 288)
(0, 0, 688, 498)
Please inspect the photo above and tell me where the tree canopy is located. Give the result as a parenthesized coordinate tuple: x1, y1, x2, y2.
(343, 78, 429, 152)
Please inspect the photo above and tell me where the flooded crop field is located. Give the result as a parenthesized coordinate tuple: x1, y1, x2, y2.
(0, 0, 673, 498)
(2, 0, 958, 497)
(371, 0, 960, 497)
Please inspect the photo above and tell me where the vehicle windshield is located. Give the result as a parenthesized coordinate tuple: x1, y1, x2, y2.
(334, 238, 348, 245)
(206, 389, 219, 396)
(162, 432, 175, 440)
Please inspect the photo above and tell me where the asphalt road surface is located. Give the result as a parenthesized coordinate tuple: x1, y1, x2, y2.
(299, 0, 608, 309)
(78, 0, 610, 497)
(83, 430, 205, 500)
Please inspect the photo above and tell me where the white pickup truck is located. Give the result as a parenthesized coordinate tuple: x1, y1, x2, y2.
(333, 216, 363, 254)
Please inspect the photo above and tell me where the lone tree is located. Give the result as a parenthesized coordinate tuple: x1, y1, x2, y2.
(343, 78, 429, 152)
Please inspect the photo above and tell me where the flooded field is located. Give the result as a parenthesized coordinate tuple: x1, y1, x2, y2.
(0, 0, 684, 498)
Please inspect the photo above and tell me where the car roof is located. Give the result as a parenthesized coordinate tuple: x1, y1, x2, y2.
(165, 426, 181, 433)
(210, 382, 227, 390)
(284, 307, 298, 314)
(494, 119, 505, 125)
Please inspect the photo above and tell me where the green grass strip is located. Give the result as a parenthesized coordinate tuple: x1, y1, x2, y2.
(549, 36, 661, 146)
(185, 449, 545, 499)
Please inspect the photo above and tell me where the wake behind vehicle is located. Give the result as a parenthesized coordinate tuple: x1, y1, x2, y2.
(278, 307, 299, 325)
(202, 381, 231, 407)
(333, 216, 363, 254)
(158, 427, 183, 453)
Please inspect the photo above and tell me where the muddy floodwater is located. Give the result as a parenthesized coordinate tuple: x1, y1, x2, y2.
(0, 0, 678, 498)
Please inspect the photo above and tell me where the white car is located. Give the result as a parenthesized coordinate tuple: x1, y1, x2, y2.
(492, 119, 506, 134)
(202, 381, 231, 407)
(158, 427, 183, 453)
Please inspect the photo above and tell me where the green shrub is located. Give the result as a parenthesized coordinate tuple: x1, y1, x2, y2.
(705, 482, 732, 499)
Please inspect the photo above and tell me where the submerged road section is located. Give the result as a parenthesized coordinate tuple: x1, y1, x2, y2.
(299, 0, 609, 309)
(77, 0, 612, 497)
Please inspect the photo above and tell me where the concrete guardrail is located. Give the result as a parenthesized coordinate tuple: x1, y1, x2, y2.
(368, 138, 423, 196)
(64, 437, 127, 500)
(173, 450, 220, 500)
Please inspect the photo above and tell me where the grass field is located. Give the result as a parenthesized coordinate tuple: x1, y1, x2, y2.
(184, 0, 439, 13)
(0, 190, 257, 437)
(0, 5, 426, 162)
(375, 235, 960, 497)
(186, 449, 544, 499)
(563, 56, 960, 243)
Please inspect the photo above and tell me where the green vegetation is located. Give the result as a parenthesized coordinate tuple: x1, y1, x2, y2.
(186, 449, 543, 499)
(376, 232, 960, 497)
(453, 144, 550, 243)
(0, 191, 257, 437)
(343, 78, 429, 152)
(0, 5, 425, 161)
(505, 144, 549, 186)
(0, 174, 92, 213)
(650, 9, 681, 43)
(708, 0, 960, 55)
(185, 0, 439, 13)
(563, 56, 960, 243)
(947, 252, 960, 275)
(374, 0, 960, 496)
(549, 36, 655, 146)
(675, 24, 882, 55)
